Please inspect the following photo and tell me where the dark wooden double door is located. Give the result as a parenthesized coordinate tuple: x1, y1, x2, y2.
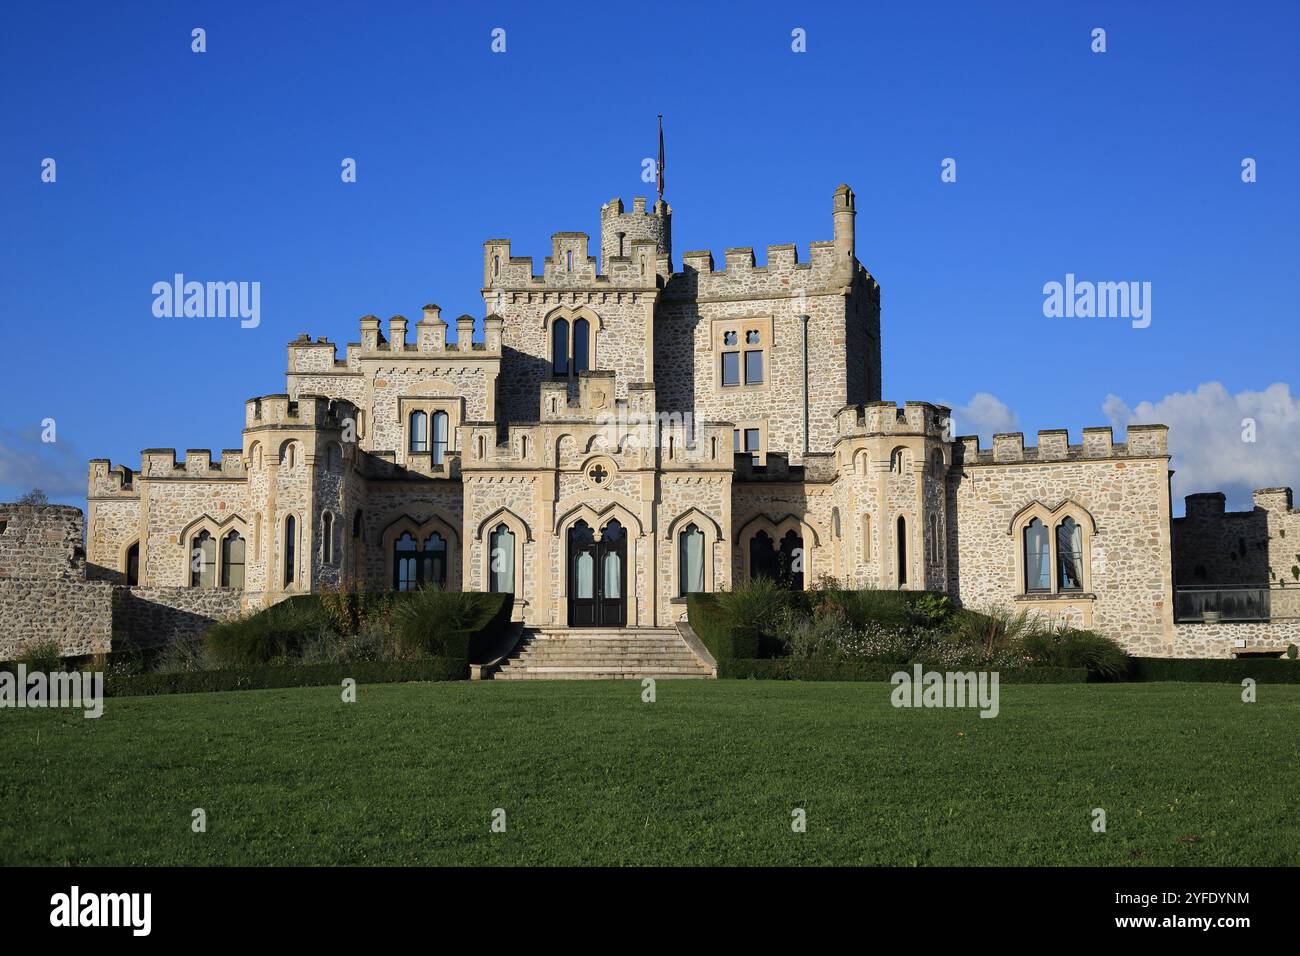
(567, 519, 626, 627)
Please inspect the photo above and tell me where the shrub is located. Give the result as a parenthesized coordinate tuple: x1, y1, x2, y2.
(715, 578, 791, 643)
(106, 658, 467, 697)
(15, 639, 64, 673)
(718, 659, 1088, 683)
(1128, 656, 1300, 683)
(205, 597, 332, 665)
(948, 606, 1047, 655)
(815, 587, 911, 631)
(153, 639, 216, 674)
(1016, 626, 1128, 679)
(393, 587, 511, 660)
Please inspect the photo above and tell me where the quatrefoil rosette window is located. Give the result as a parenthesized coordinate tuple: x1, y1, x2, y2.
(582, 455, 618, 490)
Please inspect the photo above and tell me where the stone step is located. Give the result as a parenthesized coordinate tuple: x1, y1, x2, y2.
(495, 670, 711, 680)
(492, 626, 714, 681)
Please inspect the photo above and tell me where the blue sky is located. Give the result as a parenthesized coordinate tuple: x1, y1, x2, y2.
(2, 0, 1297, 513)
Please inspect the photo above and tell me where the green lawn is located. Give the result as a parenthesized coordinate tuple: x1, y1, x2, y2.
(2, 680, 1297, 866)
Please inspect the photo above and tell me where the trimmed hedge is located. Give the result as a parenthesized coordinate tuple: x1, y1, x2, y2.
(1129, 656, 1300, 684)
(719, 659, 1087, 682)
(686, 593, 759, 660)
(104, 658, 467, 698)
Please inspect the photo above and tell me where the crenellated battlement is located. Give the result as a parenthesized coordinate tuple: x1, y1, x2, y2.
(954, 423, 1170, 465)
(93, 448, 248, 483)
(663, 184, 863, 302)
(244, 394, 358, 431)
(483, 236, 664, 290)
(600, 196, 671, 271)
(287, 308, 503, 373)
(836, 401, 953, 440)
(87, 459, 137, 497)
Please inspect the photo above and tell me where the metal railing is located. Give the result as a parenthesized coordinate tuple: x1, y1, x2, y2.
(1174, 585, 1271, 623)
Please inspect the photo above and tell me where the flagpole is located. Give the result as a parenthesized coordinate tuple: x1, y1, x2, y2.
(657, 114, 664, 200)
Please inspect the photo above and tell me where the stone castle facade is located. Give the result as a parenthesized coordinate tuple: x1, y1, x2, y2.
(4, 183, 1293, 660)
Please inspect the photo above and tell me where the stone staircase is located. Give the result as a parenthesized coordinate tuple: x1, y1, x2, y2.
(493, 627, 714, 680)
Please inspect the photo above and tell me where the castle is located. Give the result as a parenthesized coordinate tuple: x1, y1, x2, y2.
(3, 182, 1296, 662)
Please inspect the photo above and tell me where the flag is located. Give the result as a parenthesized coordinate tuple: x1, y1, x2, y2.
(657, 114, 665, 198)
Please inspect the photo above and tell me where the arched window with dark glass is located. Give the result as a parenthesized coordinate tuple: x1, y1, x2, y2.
(679, 523, 704, 595)
(1024, 518, 1050, 592)
(124, 541, 140, 586)
(431, 411, 449, 465)
(283, 516, 296, 587)
(490, 524, 515, 593)
(191, 530, 217, 588)
(896, 516, 908, 587)
(394, 532, 419, 591)
(749, 530, 779, 581)
(409, 411, 428, 453)
(552, 317, 569, 376)
(779, 529, 804, 591)
(422, 532, 447, 588)
(221, 531, 245, 587)
(1056, 517, 1084, 591)
(573, 318, 590, 374)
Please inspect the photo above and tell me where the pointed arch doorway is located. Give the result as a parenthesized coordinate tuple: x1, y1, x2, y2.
(568, 519, 627, 626)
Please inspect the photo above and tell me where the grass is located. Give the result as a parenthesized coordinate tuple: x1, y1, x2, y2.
(1, 680, 1297, 866)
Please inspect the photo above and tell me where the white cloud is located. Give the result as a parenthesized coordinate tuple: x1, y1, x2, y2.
(950, 392, 1019, 442)
(1104, 382, 1300, 511)
(0, 426, 86, 502)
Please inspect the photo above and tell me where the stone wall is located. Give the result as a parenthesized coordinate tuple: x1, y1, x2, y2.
(948, 429, 1176, 656)
(112, 586, 244, 647)
(1171, 620, 1300, 658)
(0, 580, 115, 659)
(0, 504, 85, 580)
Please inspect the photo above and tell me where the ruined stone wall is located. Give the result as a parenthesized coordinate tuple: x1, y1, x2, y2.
(0, 505, 85, 580)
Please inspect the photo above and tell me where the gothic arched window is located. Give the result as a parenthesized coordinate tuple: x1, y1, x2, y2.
(552, 317, 570, 376)
(409, 411, 428, 453)
(221, 531, 245, 587)
(431, 411, 449, 465)
(679, 523, 704, 596)
(1056, 517, 1084, 592)
(1023, 518, 1050, 592)
(191, 530, 216, 588)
